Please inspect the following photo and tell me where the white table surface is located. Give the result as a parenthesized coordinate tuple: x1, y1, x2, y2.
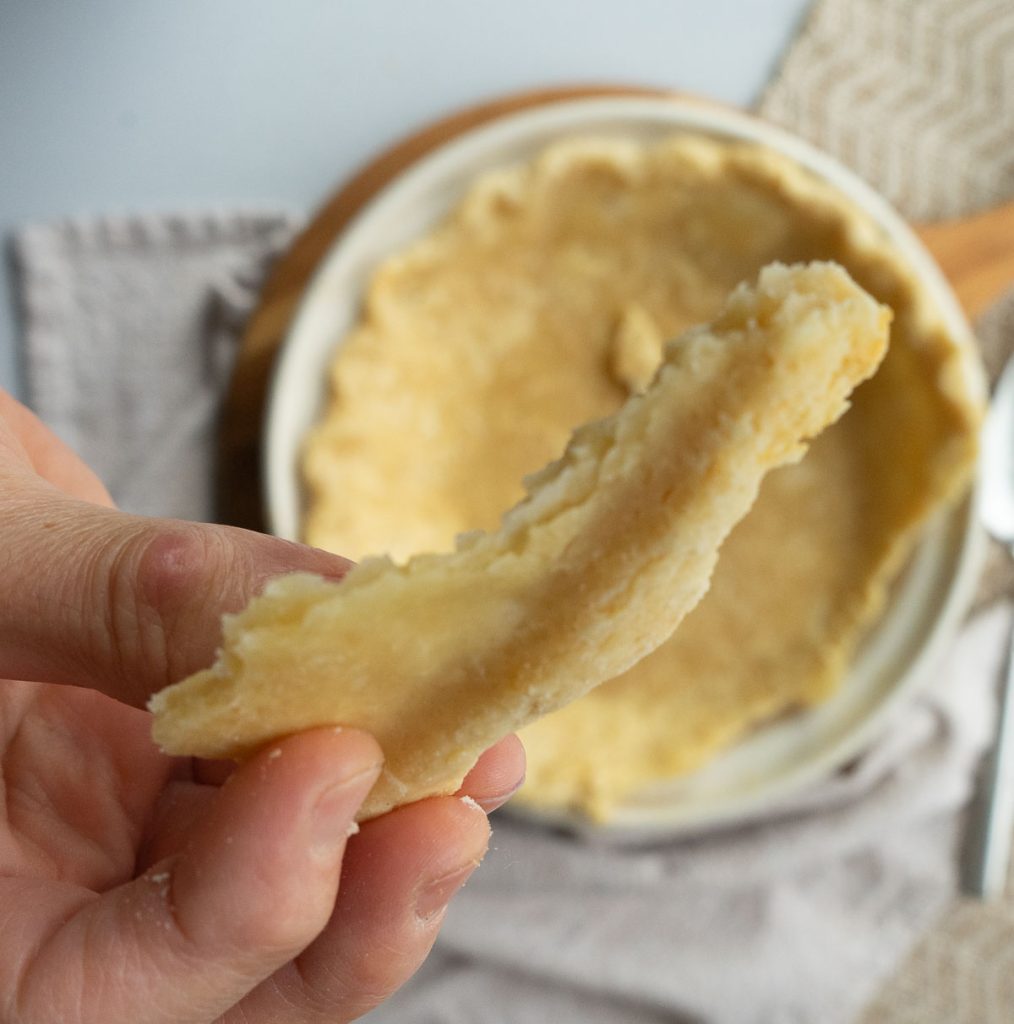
(0, 0, 811, 401)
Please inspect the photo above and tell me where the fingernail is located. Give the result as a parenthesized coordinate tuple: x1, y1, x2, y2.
(414, 859, 482, 923)
(311, 762, 381, 857)
(472, 774, 526, 813)
(414, 801, 489, 922)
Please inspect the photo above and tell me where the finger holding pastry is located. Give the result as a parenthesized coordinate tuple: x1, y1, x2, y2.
(0, 390, 522, 1024)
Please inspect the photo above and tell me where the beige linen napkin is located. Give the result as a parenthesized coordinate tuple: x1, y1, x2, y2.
(761, 0, 1014, 1019)
(8, 2, 1013, 1020)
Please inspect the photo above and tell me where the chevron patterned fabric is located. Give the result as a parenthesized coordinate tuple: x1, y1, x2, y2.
(763, 2, 1014, 1020)
(761, 0, 1014, 222)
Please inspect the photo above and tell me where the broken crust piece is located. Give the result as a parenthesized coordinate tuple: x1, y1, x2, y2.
(149, 262, 889, 821)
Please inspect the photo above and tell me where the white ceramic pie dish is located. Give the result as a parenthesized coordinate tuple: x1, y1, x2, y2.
(264, 96, 986, 837)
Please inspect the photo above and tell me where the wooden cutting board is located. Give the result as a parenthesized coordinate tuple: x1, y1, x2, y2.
(216, 85, 1014, 531)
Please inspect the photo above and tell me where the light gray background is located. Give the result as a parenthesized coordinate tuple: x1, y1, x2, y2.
(0, 0, 810, 401)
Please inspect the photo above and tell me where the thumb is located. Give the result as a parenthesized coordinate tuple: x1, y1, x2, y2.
(7, 728, 383, 1024)
(1, 486, 353, 706)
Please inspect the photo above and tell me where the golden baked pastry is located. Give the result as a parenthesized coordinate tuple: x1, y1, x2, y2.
(150, 263, 888, 820)
(297, 136, 981, 821)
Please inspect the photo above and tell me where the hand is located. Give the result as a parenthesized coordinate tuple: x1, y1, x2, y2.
(0, 390, 525, 1024)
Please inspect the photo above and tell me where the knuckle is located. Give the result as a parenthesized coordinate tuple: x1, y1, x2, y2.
(101, 522, 222, 690)
(134, 526, 222, 616)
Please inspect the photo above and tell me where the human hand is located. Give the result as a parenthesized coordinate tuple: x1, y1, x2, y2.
(0, 390, 525, 1023)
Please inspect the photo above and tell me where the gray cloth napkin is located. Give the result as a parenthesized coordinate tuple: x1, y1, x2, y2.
(12, 213, 298, 520)
(9, 205, 1003, 1024)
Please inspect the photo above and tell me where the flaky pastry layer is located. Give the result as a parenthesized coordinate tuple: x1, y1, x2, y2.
(150, 263, 888, 819)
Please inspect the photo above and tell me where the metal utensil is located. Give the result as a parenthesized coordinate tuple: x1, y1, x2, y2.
(967, 354, 1014, 899)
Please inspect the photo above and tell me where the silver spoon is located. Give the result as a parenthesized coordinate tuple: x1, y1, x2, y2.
(967, 354, 1014, 899)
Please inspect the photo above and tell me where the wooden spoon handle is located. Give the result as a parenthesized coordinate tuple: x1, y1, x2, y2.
(918, 201, 1014, 322)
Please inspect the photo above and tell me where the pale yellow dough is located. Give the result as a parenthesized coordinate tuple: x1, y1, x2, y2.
(150, 263, 888, 819)
(299, 136, 981, 821)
